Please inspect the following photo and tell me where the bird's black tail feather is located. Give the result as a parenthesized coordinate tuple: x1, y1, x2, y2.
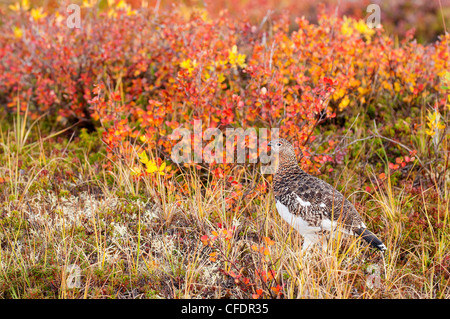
(355, 228, 386, 251)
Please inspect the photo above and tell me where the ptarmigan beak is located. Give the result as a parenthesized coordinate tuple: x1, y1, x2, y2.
(268, 141, 272, 147)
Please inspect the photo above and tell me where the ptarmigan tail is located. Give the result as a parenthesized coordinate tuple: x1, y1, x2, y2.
(355, 228, 386, 251)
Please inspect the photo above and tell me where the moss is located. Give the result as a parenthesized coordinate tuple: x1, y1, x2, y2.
(366, 104, 376, 119)
(59, 189, 70, 198)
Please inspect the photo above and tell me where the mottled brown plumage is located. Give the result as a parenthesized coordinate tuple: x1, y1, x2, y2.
(269, 138, 386, 252)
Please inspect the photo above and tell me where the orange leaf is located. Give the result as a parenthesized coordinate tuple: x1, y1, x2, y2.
(268, 270, 276, 279)
(209, 252, 217, 262)
(263, 236, 275, 246)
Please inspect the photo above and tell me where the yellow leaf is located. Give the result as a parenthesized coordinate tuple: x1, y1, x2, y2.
(146, 161, 158, 173)
(354, 19, 375, 40)
(13, 26, 23, 38)
(138, 151, 149, 165)
(425, 129, 436, 137)
(126, 7, 137, 16)
(82, 0, 97, 8)
(9, 2, 20, 12)
(107, 8, 117, 18)
(217, 73, 226, 83)
(21, 0, 29, 10)
(357, 87, 369, 95)
(117, 0, 127, 9)
(30, 7, 47, 21)
(228, 45, 247, 68)
(339, 96, 350, 110)
(333, 88, 346, 100)
(10, 0, 29, 11)
(340, 17, 354, 37)
(180, 59, 198, 75)
(180, 59, 190, 69)
(130, 166, 142, 176)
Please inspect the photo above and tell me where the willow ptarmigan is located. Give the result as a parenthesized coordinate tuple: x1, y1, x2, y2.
(269, 138, 386, 252)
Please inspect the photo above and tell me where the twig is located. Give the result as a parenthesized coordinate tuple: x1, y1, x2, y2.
(370, 120, 430, 175)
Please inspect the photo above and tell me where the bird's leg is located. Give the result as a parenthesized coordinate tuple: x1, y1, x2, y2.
(321, 237, 329, 253)
(301, 237, 312, 253)
(301, 234, 320, 253)
(302, 234, 329, 259)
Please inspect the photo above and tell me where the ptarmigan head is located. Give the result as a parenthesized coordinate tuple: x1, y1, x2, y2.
(268, 138, 293, 154)
(268, 138, 303, 173)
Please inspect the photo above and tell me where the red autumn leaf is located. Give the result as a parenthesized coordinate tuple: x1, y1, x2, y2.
(389, 163, 399, 170)
(200, 235, 209, 244)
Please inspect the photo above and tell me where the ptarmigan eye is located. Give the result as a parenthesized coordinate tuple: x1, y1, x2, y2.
(276, 142, 282, 147)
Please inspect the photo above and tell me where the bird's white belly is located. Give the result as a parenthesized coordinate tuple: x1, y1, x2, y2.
(276, 200, 320, 235)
